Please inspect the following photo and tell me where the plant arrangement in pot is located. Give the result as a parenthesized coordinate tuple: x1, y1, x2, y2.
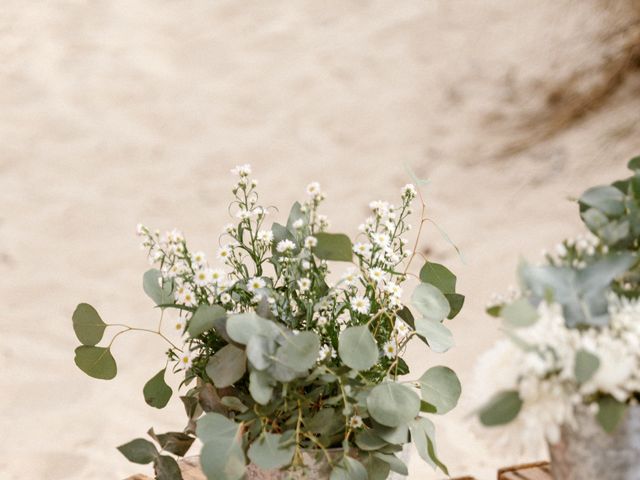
(71, 165, 464, 480)
(474, 157, 640, 480)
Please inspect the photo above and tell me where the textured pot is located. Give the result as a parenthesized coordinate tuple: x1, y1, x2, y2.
(548, 405, 640, 480)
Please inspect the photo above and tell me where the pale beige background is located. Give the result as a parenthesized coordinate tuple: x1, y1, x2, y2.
(1, 1, 639, 479)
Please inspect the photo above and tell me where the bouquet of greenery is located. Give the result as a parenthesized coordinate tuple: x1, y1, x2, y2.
(71, 165, 464, 480)
(475, 157, 640, 452)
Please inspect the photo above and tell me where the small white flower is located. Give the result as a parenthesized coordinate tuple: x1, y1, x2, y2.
(385, 282, 402, 298)
(383, 340, 397, 358)
(368, 267, 386, 284)
(177, 349, 193, 370)
(342, 268, 359, 287)
(306, 181, 321, 196)
(217, 245, 233, 261)
(394, 320, 410, 338)
(351, 295, 371, 314)
(316, 315, 328, 328)
(210, 269, 227, 286)
(318, 344, 332, 362)
(231, 164, 252, 176)
(292, 219, 304, 229)
(220, 292, 232, 304)
(301, 260, 311, 270)
(175, 285, 196, 307)
(173, 319, 185, 333)
(223, 223, 235, 234)
(247, 277, 266, 292)
(298, 278, 312, 292)
(194, 268, 212, 287)
(353, 242, 373, 256)
(304, 236, 318, 248)
(191, 251, 207, 265)
(251, 293, 263, 304)
(402, 184, 417, 198)
(372, 232, 390, 247)
(236, 209, 251, 220)
(257, 230, 274, 244)
(317, 215, 329, 229)
(349, 415, 364, 429)
(276, 239, 296, 253)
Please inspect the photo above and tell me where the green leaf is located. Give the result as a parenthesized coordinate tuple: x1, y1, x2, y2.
(275, 331, 320, 372)
(314, 232, 353, 262)
(249, 369, 275, 405)
(501, 298, 538, 328)
(72, 303, 107, 346)
(478, 390, 523, 426)
(188, 304, 227, 337)
(361, 453, 391, 480)
(206, 344, 247, 388)
(155, 455, 183, 480)
(74, 346, 117, 380)
(412, 283, 451, 322)
(271, 223, 298, 256)
(418, 366, 461, 415)
(143, 368, 172, 409)
(200, 436, 246, 480)
(286, 201, 306, 232)
(247, 432, 296, 470)
(354, 430, 388, 451)
(444, 293, 465, 319)
(220, 396, 248, 413)
(373, 452, 407, 475)
(338, 325, 378, 371)
(371, 422, 409, 444)
(596, 395, 628, 433)
(419, 262, 456, 293)
(148, 429, 195, 457)
(574, 349, 600, 384)
(226, 312, 278, 345)
(246, 335, 276, 370)
(414, 316, 454, 353)
(196, 412, 240, 443)
(330, 456, 368, 480)
(143, 269, 174, 307)
(628, 156, 640, 171)
(367, 382, 421, 427)
(117, 438, 158, 464)
(409, 417, 448, 475)
(580, 185, 626, 216)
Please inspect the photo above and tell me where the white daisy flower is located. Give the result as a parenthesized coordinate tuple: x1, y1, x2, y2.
(385, 282, 402, 298)
(276, 239, 296, 253)
(217, 245, 233, 261)
(231, 164, 252, 176)
(394, 320, 410, 339)
(306, 181, 321, 196)
(191, 251, 206, 265)
(353, 242, 373, 256)
(177, 349, 194, 370)
(368, 267, 386, 284)
(210, 269, 227, 286)
(372, 232, 390, 247)
(351, 296, 371, 314)
(219, 292, 232, 304)
(247, 277, 266, 292)
(383, 340, 398, 358)
(257, 230, 274, 244)
(349, 415, 364, 429)
(298, 278, 312, 292)
(173, 319, 185, 333)
(342, 268, 359, 287)
(194, 268, 212, 287)
(317, 344, 332, 362)
(304, 236, 318, 248)
(292, 219, 304, 230)
(316, 315, 328, 328)
(301, 260, 311, 270)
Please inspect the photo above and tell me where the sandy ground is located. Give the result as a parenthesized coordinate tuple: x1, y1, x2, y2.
(1, 1, 639, 479)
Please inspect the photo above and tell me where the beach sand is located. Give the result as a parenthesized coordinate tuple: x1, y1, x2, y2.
(1, 1, 639, 478)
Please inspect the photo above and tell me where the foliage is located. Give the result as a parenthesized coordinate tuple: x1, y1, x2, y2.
(71, 165, 464, 479)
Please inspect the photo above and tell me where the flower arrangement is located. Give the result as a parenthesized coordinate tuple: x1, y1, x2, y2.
(71, 165, 464, 480)
(474, 157, 640, 453)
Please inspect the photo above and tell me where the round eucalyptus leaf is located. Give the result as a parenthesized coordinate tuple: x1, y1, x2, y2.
(275, 331, 320, 372)
(330, 456, 367, 480)
(414, 317, 454, 353)
(411, 283, 450, 322)
(575, 349, 600, 384)
(72, 303, 107, 346)
(419, 262, 456, 294)
(478, 390, 523, 426)
(143, 368, 172, 409)
(338, 326, 378, 371)
(580, 185, 625, 216)
(247, 432, 295, 470)
(246, 335, 276, 370)
(501, 298, 538, 328)
(74, 346, 117, 380)
(117, 438, 158, 464)
(418, 366, 461, 415)
(354, 430, 387, 451)
(226, 313, 278, 345)
(314, 232, 353, 262)
(206, 344, 246, 388)
(143, 269, 174, 307)
(367, 382, 420, 427)
(249, 369, 275, 405)
(188, 304, 227, 337)
(200, 436, 246, 480)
